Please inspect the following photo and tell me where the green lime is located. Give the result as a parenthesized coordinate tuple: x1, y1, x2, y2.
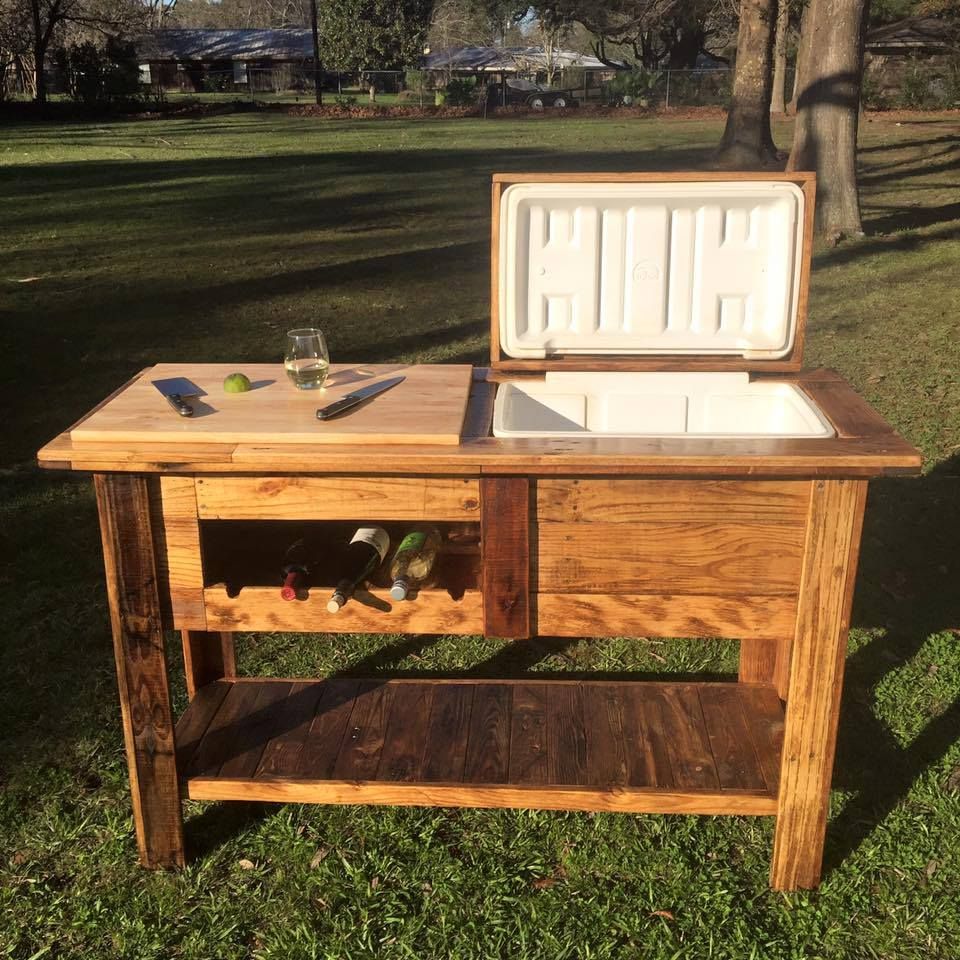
(223, 372, 252, 394)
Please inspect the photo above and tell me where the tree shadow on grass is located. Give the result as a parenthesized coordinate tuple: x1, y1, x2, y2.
(824, 455, 960, 875)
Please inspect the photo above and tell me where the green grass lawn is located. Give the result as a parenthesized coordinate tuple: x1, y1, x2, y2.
(1, 112, 959, 959)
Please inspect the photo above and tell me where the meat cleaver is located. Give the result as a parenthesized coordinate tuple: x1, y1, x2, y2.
(151, 376, 205, 418)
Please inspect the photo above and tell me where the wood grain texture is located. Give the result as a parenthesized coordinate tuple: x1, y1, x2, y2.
(420, 684, 474, 782)
(509, 685, 548, 784)
(771, 479, 868, 890)
(481, 477, 531, 638)
(463, 684, 511, 783)
(536, 521, 804, 596)
(203, 586, 483, 635)
(738, 637, 778, 683)
(184, 778, 777, 813)
(72, 364, 473, 447)
(535, 593, 798, 641)
(176, 678, 782, 814)
(94, 472, 185, 869)
(536, 479, 810, 524)
(181, 631, 236, 700)
(196, 476, 480, 521)
(151, 476, 205, 629)
(798, 382, 896, 439)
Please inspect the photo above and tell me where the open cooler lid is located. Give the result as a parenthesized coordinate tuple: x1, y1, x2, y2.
(495, 176, 811, 364)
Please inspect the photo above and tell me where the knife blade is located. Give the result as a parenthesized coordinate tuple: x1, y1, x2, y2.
(152, 377, 204, 418)
(316, 375, 405, 421)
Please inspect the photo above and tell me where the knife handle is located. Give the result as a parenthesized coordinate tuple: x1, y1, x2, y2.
(167, 393, 194, 418)
(316, 396, 361, 421)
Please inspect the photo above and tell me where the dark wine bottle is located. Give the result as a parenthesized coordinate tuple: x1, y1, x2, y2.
(327, 527, 390, 613)
(279, 537, 312, 601)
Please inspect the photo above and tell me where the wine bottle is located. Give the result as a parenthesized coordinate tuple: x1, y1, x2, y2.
(326, 527, 390, 613)
(279, 537, 312, 602)
(388, 527, 442, 601)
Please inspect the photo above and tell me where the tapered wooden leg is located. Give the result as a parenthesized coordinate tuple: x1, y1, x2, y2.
(182, 630, 236, 700)
(95, 473, 185, 869)
(770, 480, 867, 890)
(738, 638, 777, 684)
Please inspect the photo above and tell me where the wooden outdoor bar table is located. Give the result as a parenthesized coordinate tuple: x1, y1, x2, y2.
(37, 173, 922, 890)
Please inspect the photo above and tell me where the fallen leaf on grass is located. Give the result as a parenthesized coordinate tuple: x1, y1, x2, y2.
(651, 910, 675, 921)
(925, 860, 938, 879)
(945, 765, 960, 792)
(238, 859, 255, 871)
(370, 876, 380, 890)
(12, 277, 41, 283)
(310, 846, 329, 868)
(531, 877, 556, 890)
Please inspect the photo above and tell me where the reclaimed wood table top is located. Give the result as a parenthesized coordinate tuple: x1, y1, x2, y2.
(38, 366, 922, 478)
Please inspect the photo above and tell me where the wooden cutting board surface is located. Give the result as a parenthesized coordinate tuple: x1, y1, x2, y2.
(71, 363, 474, 446)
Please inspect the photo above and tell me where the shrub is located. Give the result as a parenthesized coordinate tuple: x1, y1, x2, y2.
(900, 60, 933, 108)
(605, 68, 662, 106)
(440, 77, 476, 107)
(404, 69, 429, 95)
(334, 94, 358, 107)
(860, 69, 888, 110)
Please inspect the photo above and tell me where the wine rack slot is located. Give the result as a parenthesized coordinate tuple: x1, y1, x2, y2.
(198, 520, 483, 635)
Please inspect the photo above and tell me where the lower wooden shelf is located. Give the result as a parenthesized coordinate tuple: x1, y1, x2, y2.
(176, 678, 784, 815)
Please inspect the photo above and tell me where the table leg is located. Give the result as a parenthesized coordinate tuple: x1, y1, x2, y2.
(182, 631, 236, 700)
(770, 479, 867, 890)
(738, 638, 777, 684)
(95, 473, 185, 869)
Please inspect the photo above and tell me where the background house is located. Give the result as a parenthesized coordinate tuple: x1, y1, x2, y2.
(864, 18, 960, 105)
(137, 28, 315, 93)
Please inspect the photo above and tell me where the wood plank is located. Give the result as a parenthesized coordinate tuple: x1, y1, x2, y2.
(546, 683, 588, 785)
(297, 680, 361, 780)
(334, 682, 394, 781)
(462, 379, 496, 440)
(72, 363, 474, 447)
(94, 472, 185, 869)
(798, 381, 896, 439)
(255, 681, 328, 778)
(738, 637, 778, 683)
(654, 686, 719, 789)
(377, 684, 434, 782)
(508, 685, 548, 784)
(185, 681, 262, 778)
(420, 685, 474, 782)
(536, 477, 810, 526)
(218, 681, 292, 778)
(38, 429, 923, 479)
(481, 477, 531, 638)
(624, 685, 673, 787)
(771, 479, 868, 890)
(174, 679, 231, 775)
(181, 631, 236, 700)
(184, 779, 777, 816)
(154, 476, 206, 629)
(203, 586, 483, 636)
(584, 685, 630, 786)
(739, 684, 786, 795)
(196, 476, 481, 521)
(463, 684, 511, 783)
(697, 685, 767, 790)
(535, 593, 798, 641)
(536, 479, 810, 524)
(537, 521, 804, 596)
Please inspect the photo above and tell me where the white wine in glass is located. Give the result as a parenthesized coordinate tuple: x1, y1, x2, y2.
(284, 328, 329, 389)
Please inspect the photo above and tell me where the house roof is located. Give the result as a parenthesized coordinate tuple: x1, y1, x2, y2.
(422, 46, 624, 73)
(865, 17, 958, 52)
(139, 28, 314, 62)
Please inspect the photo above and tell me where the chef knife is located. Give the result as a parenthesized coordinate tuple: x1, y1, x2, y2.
(316, 375, 405, 421)
(152, 376, 204, 418)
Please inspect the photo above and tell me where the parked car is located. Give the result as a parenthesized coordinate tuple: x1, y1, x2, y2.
(502, 78, 578, 109)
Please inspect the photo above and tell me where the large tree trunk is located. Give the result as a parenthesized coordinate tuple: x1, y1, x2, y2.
(787, 0, 812, 114)
(770, 0, 790, 113)
(787, 0, 867, 238)
(30, 0, 46, 108)
(309, 0, 322, 105)
(716, 0, 779, 167)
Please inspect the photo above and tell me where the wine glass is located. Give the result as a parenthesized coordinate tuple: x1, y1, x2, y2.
(284, 328, 329, 390)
